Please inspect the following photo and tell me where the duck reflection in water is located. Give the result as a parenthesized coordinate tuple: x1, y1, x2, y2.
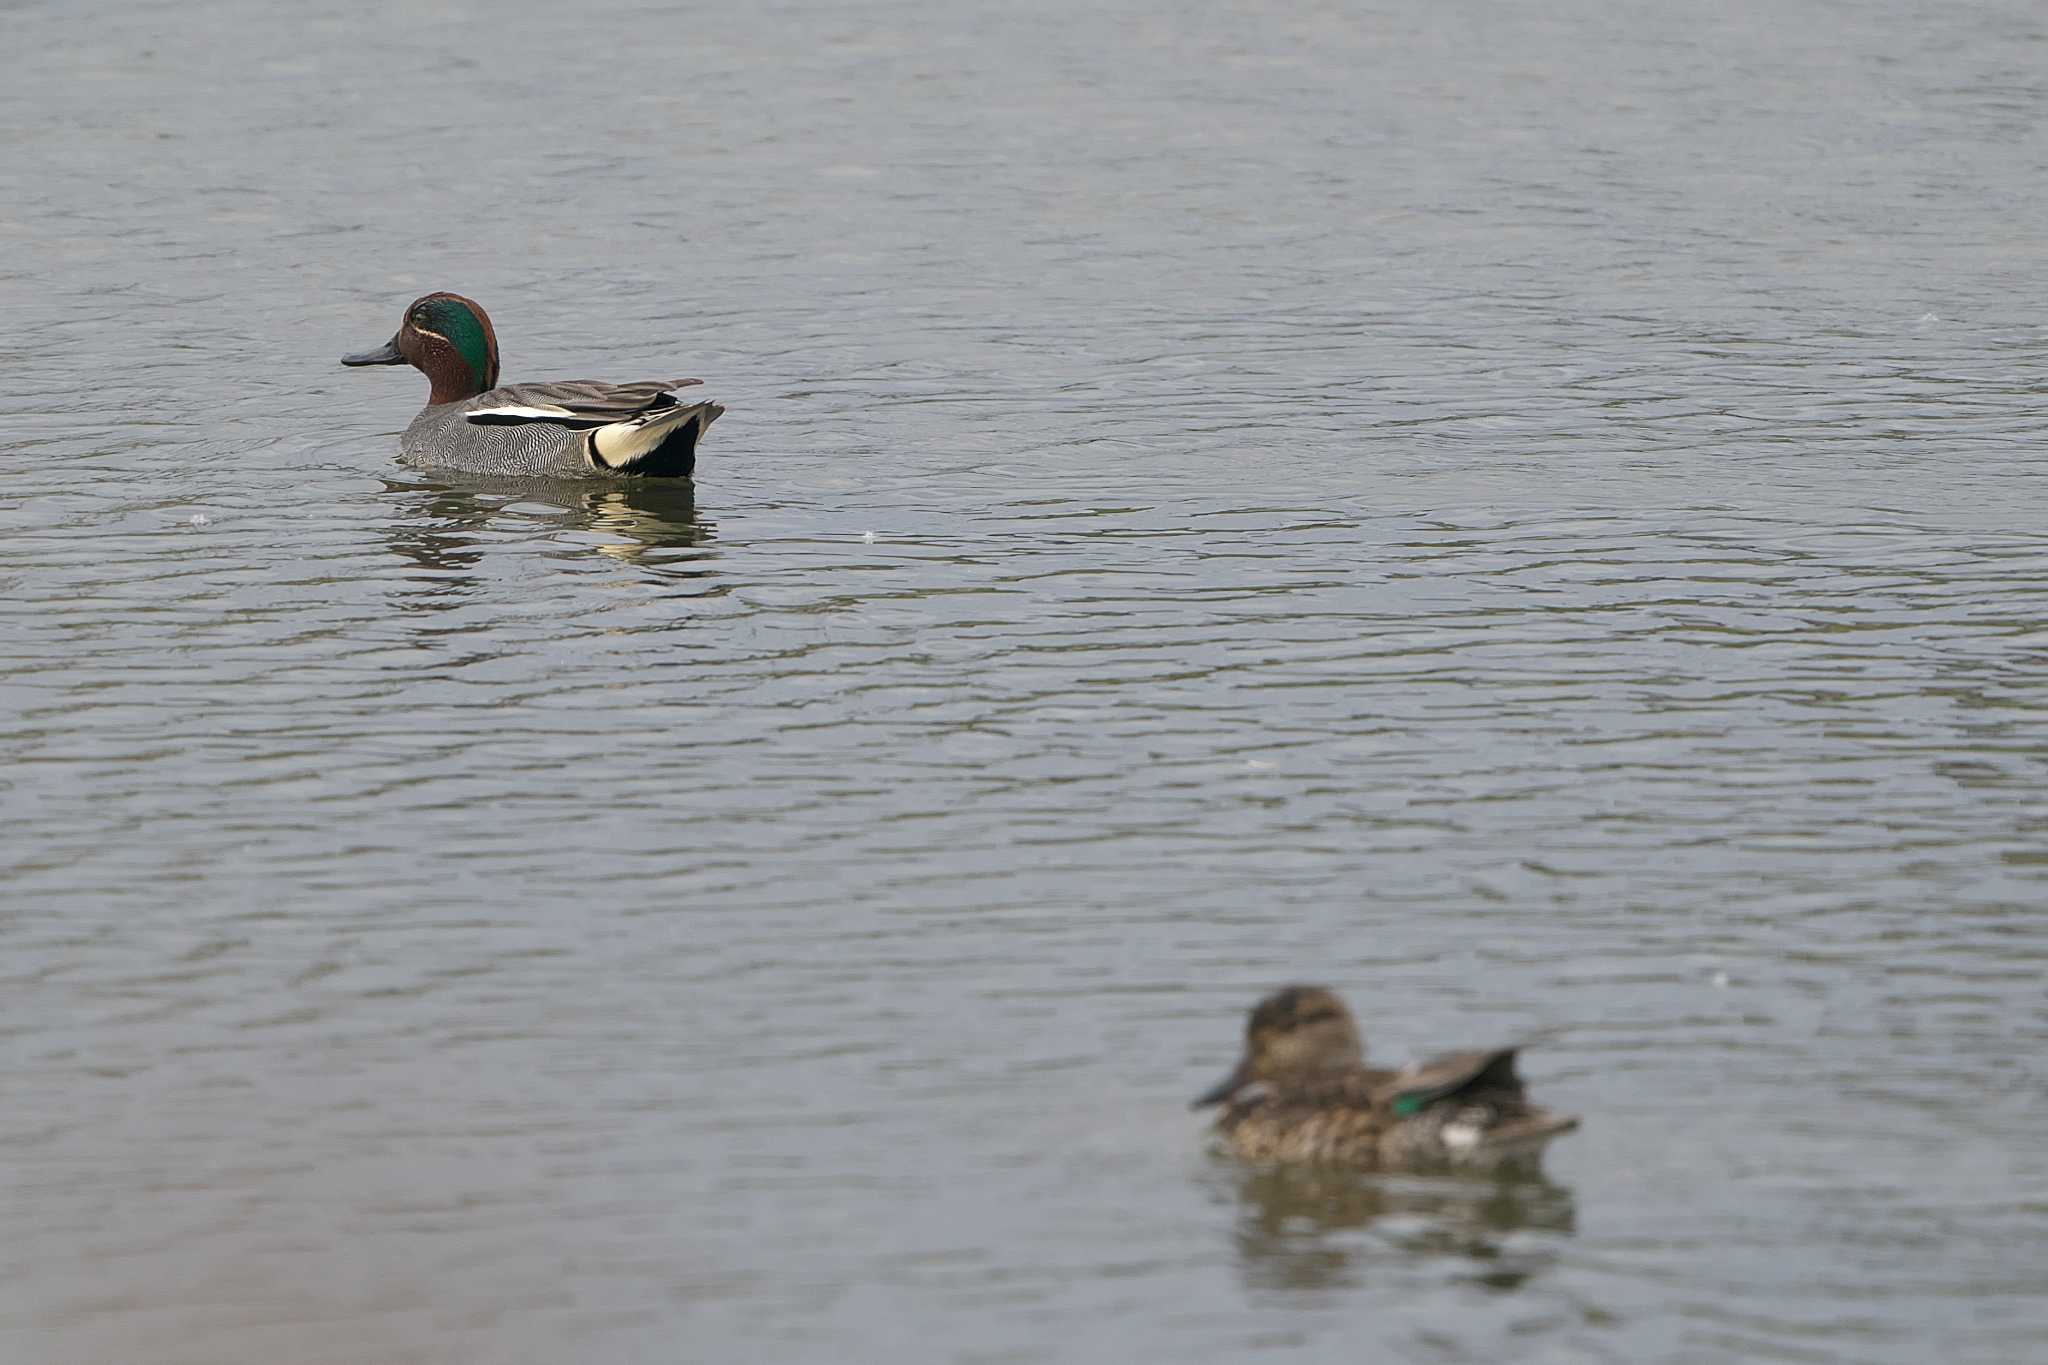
(380, 475, 717, 598)
(1225, 1162, 1577, 1293)
(1196, 985, 1578, 1292)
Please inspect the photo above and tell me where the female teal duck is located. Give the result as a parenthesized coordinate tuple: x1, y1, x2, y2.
(1193, 986, 1578, 1169)
(342, 293, 723, 479)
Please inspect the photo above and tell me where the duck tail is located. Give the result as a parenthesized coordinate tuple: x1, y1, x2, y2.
(589, 400, 725, 477)
(1480, 1108, 1580, 1155)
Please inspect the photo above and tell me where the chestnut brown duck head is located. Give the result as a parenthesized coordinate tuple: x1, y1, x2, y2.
(342, 292, 723, 480)
(342, 292, 501, 404)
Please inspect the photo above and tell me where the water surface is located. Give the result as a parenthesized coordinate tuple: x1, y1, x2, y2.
(4, 1, 2048, 1361)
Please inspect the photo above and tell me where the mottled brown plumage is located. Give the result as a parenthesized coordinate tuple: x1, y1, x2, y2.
(1193, 986, 1578, 1169)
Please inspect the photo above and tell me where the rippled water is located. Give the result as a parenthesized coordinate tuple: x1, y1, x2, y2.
(5, 1, 2048, 1361)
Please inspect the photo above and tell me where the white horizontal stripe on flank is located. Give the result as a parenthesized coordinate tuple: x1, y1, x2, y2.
(466, 404, 579, 421)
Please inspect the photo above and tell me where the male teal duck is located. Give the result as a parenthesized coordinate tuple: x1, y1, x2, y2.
(342, 293, 723, 478)
(1193, 986, 1578, 1169)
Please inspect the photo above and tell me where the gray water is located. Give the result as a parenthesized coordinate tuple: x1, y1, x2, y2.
(5, 0, 2048, 1360)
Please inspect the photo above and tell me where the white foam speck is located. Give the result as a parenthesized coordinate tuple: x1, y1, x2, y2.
(187, 513, 210, 527)
(861, 531, 877, 543)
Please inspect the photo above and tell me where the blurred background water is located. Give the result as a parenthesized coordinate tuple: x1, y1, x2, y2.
(3, 0, 2047, 1361)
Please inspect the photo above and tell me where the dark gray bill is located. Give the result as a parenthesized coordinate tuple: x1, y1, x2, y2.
(341, 335, 406, 366)
(1191, 1055, 1254, 1109)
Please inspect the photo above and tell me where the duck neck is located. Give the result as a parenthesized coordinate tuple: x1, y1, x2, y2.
(427, 364, 485, 405)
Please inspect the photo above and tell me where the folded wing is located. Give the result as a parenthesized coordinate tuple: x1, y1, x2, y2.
(463, 379, 706, 427)
(1379, 1048, 1524, 1117)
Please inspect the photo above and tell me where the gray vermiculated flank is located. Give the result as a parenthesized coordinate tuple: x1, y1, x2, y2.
(398, 382, 720, 477)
